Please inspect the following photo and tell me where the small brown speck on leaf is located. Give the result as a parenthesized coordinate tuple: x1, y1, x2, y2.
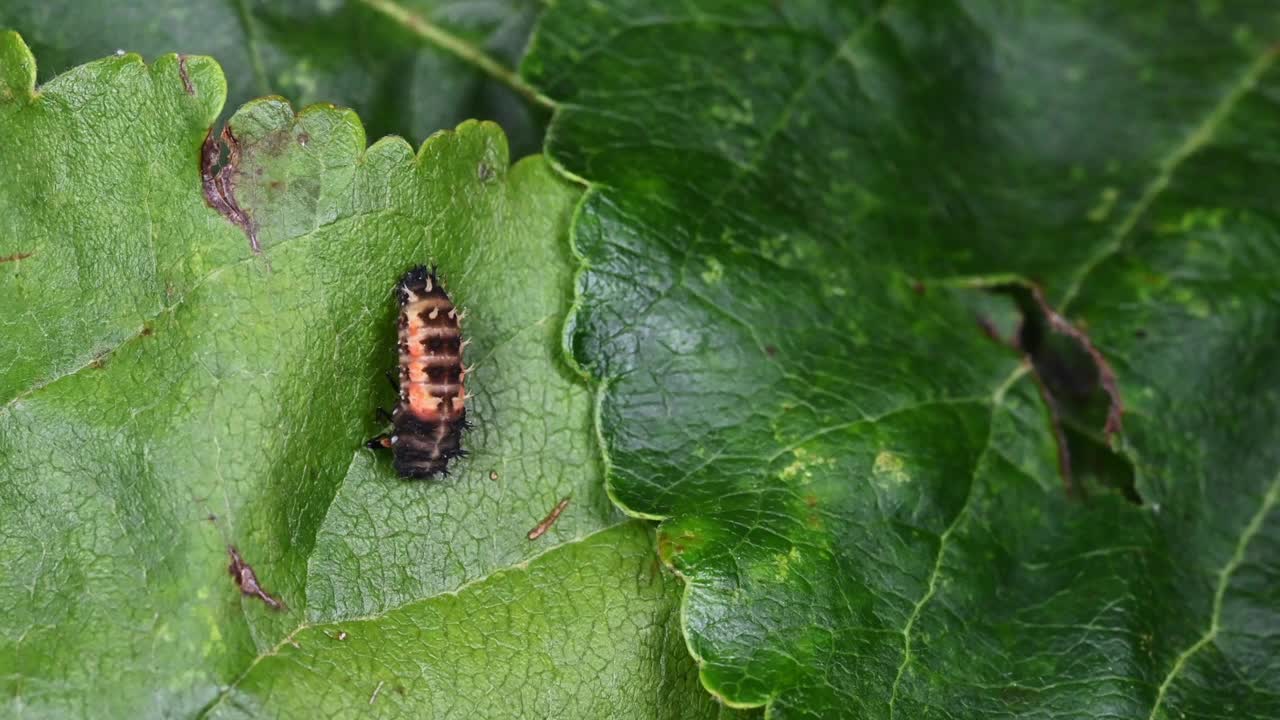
(527, 497, 571, 540)
(178, 55, 194, 95)
(227, 545, 286, 610)
(489, 470, 499, 481)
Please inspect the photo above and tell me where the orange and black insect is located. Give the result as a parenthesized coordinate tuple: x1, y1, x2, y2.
(367, 266, 469, 478)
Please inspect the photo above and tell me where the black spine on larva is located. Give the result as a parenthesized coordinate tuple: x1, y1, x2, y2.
(391, 265, 466, 479)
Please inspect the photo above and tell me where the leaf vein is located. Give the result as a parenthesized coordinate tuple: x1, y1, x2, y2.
(1060, 45, 1278, 311)
(886, 410, 994, 718)
(356, 0, 555, 110)
(1145, 469, 1280, 719)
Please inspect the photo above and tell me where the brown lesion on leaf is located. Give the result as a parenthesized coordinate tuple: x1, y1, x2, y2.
(227, 545, 286, 610)
(0, 251, 33, 263)
(178, 55, 194, 95)
(1027, 286, 1123, 438)
(201, 126, 260, 254)
(1026, 369, 1078, 497)
(527, 496, 571, 540)
(974, 282, 1133, 502)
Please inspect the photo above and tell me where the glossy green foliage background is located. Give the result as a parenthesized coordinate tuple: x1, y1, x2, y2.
(3, 1, 1280, 718)
(525, 1, 1280, 718)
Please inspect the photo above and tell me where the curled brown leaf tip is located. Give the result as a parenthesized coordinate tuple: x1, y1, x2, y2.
(227, 545, 286, 610)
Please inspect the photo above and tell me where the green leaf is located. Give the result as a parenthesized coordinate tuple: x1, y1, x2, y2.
(524, 3, 1280, 718)
(0, 34, 729, 718)
(205, 522, 712, 719)
(0, 0, 549, 157)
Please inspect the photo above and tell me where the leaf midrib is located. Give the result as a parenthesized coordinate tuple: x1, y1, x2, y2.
(1058, 44, 1279, 313)
(1145, 471, 1280, 719)
(356, 0, 556, 110)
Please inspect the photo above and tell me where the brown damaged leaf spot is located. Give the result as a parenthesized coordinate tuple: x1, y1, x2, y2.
(1028, 368, 1080, 498)
(201, 127, 260, 254)
(527, 497, 571, 540)
(0, 251, 33, 263)
(974, 282, 1128, 500)
(177, 55, 194, 96)
(1030, 286, 1124, 438)
(226, 545, 286, 611)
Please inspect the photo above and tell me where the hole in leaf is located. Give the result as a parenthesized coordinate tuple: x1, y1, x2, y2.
(970, 282, 1140, 505)
(1062, 423, 1141, 504)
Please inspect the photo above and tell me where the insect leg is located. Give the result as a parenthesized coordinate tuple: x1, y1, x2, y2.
(376, 407, 394, 423)
(384, 370, 398, 392)
(365, 434, 393, 451)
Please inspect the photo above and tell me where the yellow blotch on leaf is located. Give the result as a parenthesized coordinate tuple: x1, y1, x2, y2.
(873, 450, 912, 485)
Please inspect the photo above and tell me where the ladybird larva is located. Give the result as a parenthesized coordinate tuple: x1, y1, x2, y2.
(366, 265, 469, 478)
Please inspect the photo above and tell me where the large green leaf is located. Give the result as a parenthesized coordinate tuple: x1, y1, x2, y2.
(524, 2, 1280, 718)
(0, 33, 730, 718)
(0, 0, 549, 157)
